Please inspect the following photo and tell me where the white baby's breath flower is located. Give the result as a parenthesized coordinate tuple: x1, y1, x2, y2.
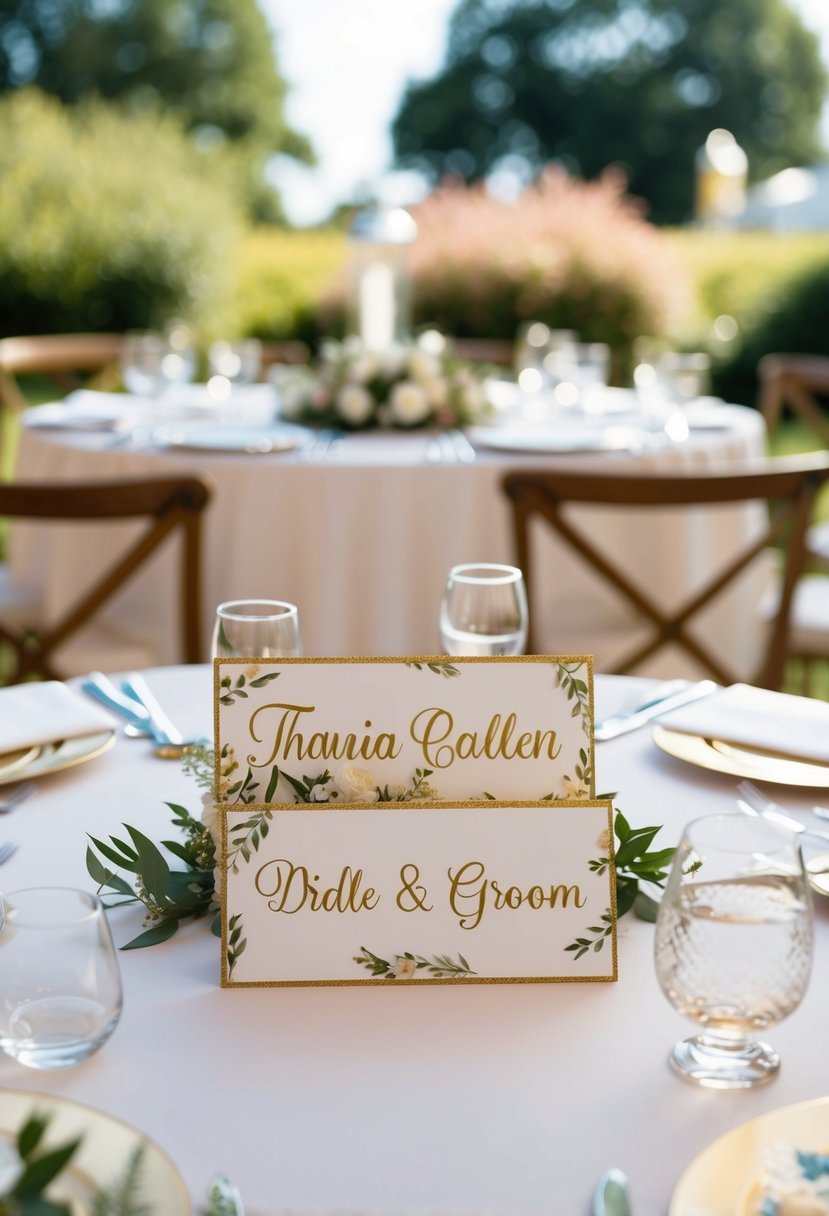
(336, 384, 374, 426)
(393, 955, 417, 979)
(389, 380, 431, 426)
(336, 765, 380, 803)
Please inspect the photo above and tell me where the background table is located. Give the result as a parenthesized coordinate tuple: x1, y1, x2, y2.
(10, 403, 768, 677)
(2, 666, 827, 1216)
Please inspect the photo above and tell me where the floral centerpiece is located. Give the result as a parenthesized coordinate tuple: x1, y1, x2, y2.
(273, 332, 491, 431)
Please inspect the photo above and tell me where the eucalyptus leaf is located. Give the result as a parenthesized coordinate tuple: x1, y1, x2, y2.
(125, 826, 171, 905)
(121, 919, 180, 950)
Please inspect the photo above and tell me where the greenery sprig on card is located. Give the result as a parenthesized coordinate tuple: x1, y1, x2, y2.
(596, 799, 675, 920)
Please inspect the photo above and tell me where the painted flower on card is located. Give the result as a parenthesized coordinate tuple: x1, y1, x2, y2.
(596, 827, 611, 852)
(563, 775, 590, 798)
(336, 765, 380, 803)
(393, 956, 418, 980)
(310, 779, 342, 802)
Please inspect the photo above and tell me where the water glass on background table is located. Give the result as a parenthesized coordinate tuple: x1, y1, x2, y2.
(654, 812, 813, 1089)
(439, 563, 528, 656)
(0, 887, 122, 1069)
(212, 599, 302, 659)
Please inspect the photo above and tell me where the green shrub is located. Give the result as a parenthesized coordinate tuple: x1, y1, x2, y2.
(0, 89, 245, 336)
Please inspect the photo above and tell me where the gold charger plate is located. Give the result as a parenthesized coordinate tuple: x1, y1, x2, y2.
(652, 725, 829, 788)
(0, 745, 41, 780)
(669, 1095, 829, 1215)
(0, 1089, 189, 1214)
(0, 730, 115, 787)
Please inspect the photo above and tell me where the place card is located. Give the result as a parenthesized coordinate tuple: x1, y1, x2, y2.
(221, 799, 616, 986)
(214, 656, 594, 805)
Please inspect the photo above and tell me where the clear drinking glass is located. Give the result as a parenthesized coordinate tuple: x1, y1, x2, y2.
(0, 887, 122, 1069)
(654, 813, 813, 1089)
(439, 564, 528, 656)
(212, 599, 302, 658)
(208, 339, 263, 388)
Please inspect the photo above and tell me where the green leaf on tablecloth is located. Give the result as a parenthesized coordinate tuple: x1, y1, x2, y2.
(87, 836, 140, 874)
(121, 918, 180, 949)
(125, 826, 170, 906)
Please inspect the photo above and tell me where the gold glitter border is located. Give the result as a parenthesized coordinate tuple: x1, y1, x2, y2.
(220, 797, 617, 989)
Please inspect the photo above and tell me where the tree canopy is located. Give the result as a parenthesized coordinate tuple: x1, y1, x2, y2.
(392, 0, 828, 224)
(0, 0, 312, 220)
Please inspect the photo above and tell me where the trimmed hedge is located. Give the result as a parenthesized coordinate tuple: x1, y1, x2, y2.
(0, 89, 245, 336)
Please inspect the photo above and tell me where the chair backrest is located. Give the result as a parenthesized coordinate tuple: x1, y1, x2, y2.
(502, 454, 829, 689)
(0, 334, 126, 413)
(0, 474, 212, 683)
(758, 354, 829, 445)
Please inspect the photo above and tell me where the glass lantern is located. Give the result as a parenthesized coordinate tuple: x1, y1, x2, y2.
(348, 206, 417, 351)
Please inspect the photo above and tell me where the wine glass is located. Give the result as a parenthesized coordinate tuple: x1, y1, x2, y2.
(654, 813, 813, 1089)
(212, 599, 302, 658)
(0, 887, 123, 1069)
(439, 563, 528, 656)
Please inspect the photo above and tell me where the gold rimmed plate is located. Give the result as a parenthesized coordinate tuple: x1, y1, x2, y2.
(0, 1089, 189, 1214)
(652, 725, 829, 788)
(669, 1095, 829, 1215)
(0, 745, 41, 781)
(0, 731, 115, 787)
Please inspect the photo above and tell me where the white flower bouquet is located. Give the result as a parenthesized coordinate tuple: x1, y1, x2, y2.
(273, 333, 490, 431)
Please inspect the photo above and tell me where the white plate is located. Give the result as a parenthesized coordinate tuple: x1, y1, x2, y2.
(669, 1095, 829, 1215)
(466, 423, 649, 455)
(0, 1089, 189, 1215)
(161, 425, 307, 454)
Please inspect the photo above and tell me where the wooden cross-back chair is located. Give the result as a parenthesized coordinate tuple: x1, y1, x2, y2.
(0, 334, 126, 414)
(758, 354, 829, 446)
(502, 455, 829, 690)
(0, 475, 212, 683)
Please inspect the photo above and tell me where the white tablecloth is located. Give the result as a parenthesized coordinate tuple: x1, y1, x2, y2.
(9, 404, 768, 677)
(1, 667, 827, 1216)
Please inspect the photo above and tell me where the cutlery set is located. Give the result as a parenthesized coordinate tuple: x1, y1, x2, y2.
(594, 678, 717, 740)
(81, 671, 200, 758)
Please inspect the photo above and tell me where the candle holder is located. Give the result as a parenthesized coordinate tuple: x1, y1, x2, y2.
(348, 206, 417, 352)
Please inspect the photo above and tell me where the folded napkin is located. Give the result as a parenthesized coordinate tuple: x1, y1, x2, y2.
(658, 682, 829, 766)
(0, 682, 114, 753)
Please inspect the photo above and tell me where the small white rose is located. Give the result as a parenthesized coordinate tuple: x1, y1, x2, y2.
(407, 350, 441, 383)
(201, 791, 222, 851)
(336, 384, 375, 426)
(336, 765, 380, 803)
(393, 955, 417, 979)
(389, 380, 431, 426)
(345, 353, 380, 384)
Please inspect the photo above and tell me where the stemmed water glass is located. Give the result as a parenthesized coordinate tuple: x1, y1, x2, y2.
(654, 812, 813, 1089)
(439, 563, 528, 656)
(212, 599, 302, 659)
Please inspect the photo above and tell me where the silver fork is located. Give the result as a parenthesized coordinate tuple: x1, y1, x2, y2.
(736, 780, 829, 843)
(0, 841, 19, 865)
(0, 783, 34, 815)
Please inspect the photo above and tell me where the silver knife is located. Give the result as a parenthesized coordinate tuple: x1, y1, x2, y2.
(736, 799, 829, 847)
(592, 1168, 632, 1216)
(595, 680, 718, 741)
(121, 673, 184, 746)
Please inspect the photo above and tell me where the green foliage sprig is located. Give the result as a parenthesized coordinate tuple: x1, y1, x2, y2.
(0, 1113, 147, 1216)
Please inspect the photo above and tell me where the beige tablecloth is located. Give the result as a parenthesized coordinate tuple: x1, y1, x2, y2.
(9, 403, 767, 676)
(1, 667, 827, 1216)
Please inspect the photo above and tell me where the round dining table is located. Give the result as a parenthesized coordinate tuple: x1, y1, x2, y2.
(8, 393, 769, 679)
(1, 665, 827, 1216)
